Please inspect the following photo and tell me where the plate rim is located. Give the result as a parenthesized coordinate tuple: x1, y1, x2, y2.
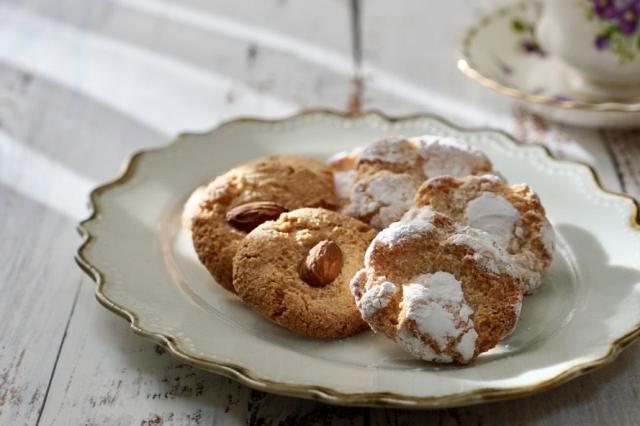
(457, 0, 640, 113)
(75, 108, 640, 408)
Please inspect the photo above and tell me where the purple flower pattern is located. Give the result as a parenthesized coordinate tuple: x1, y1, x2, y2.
(587, 0, 640, 62)
(511, 18, 546, 56)
(595, 34, 611, 49)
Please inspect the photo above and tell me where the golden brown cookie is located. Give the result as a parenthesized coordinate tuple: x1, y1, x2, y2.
(351, 207, 523, 364)
(413, 174, 555, 294)
(186, 156, 339, 292)
(233, 208, 377, 339)
(330, 136, 495, 229)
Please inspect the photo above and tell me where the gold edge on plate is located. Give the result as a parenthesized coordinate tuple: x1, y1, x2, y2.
(74, 108, 640, 409)
(457, 1, 640, 113)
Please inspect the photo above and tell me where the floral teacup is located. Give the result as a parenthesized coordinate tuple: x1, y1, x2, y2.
(536, 0, 640, 98)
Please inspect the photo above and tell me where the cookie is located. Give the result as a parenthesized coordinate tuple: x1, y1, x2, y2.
(413, 174, 555, 294)
(344, 171, 419, 230)
(233, 208, 377, 338)
(187, 155, 339, 292)
(182, 185, 206, 231)
(332, 135, 495, 228)
(351, 207, 523, 364)
(348, 135, 494, 179)
(328, 150, 359, 205)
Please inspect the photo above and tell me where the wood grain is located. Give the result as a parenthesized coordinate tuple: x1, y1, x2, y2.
(0, 0, 639, 424)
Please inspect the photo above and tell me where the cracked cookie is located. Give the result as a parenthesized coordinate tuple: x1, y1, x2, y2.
(350, 207, 523, 363)
(330, 135, 495, 229)
(413, 174, 555, 294)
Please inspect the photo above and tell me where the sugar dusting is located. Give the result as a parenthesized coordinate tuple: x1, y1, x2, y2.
(464, 192, 521, 248)
(401, 206, 436, 223)
(368, 222, 434, 253)
(357, 137, 416, 165)
(357, 281, 397, 319)
(337, 136, 495, 229)
(541, 218, 556, 257)
(366, 207, 438, 257)
(411, 135, 491, 178)
(398, 272, 477, 363)
(345, 172, 417, 229)
(396, 328, 452, 363)
(447, 226, 540, 293)
(333, 170, 356, 200)
(447, 228, 508, 274)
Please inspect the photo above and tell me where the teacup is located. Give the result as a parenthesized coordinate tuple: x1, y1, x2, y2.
(536, 0, 640, 98)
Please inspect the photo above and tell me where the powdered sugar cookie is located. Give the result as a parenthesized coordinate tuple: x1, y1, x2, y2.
(350, 208, 523, 364)
(413, 174, 555, 294)
(333, 135, 495, 228)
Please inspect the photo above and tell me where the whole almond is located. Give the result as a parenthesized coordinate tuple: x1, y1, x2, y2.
(225, 201, 288, 233)
(299, 240, 343, 287)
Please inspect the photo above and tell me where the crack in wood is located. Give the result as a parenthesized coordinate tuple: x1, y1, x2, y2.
(34, 280, 82, 426)
(347, 0, 363, 114)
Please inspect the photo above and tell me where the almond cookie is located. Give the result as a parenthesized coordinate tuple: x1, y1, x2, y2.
(331, 135, 495, 229)
(413, 174, 555, 294)
(233, 208, 377, 338)
(186, 156, 339, 292)
(351, 207, 523, 364)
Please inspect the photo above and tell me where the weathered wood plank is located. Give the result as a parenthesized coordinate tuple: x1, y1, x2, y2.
(38, 283, 250, 426)
(22, 0, 355, 118)
(0, 56, 162, 424)
(603, 130, 640, 200)
(0, 0, 362, 424)
(0, 184, 80, 425)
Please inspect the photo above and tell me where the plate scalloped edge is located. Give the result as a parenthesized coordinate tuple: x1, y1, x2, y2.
(75, 108, 640, 409)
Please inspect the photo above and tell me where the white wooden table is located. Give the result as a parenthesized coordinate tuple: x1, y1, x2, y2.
(1, 1, 639, 424)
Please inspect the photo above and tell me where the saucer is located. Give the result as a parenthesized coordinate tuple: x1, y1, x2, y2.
(458, 1, 640, 128)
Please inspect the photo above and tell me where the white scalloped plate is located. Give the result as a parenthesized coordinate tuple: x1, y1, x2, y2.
(76, 110, 640, 408)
